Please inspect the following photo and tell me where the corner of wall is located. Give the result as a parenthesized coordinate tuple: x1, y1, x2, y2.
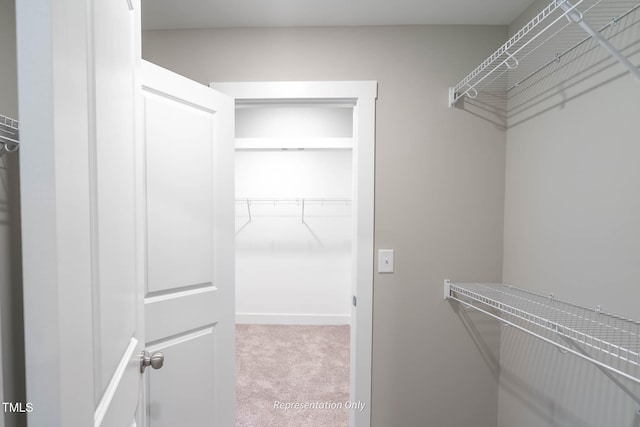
(499, 1, 640, 426)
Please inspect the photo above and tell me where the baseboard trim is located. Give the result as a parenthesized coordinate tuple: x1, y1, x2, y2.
(236, 313, 350, 325)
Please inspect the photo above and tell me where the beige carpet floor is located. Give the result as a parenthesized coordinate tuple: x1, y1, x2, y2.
(236, 324, 350, 427)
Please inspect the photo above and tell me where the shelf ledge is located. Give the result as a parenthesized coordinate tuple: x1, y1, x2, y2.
(235, 137, 353, 151)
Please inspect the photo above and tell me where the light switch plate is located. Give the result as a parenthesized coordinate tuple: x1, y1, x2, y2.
(378, 249, 394, 273)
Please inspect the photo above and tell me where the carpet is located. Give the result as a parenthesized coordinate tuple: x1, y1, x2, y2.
(236, 324, 350, 427)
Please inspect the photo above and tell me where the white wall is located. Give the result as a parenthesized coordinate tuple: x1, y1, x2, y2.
(236, 150, 352, 324)
(499, 2, 640, 426)
(0, 0, 25, 425)
(236, 106, 353, 138)
(143, 25, 507, 427)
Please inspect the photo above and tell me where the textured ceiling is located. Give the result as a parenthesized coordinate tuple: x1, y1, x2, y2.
(142, 0, 537, 30)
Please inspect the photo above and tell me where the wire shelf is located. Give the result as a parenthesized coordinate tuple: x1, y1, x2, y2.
(448, 0, 640, 110)
(235, 198, 351, 225)
(0, 114, 20, 157)
(445, 281, 640, 387)
(0, 114, 18, 131)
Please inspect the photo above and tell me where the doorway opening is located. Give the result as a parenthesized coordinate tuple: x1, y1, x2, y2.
(235, 103, 353, 426)
(211, 81, 377, 427)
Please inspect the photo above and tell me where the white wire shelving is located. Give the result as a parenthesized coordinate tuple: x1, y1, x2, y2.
(444, 281, 640, 403)
(235, 198, 351, 224)
(0, 114, 20, 157)
(448, 0, 640, 110)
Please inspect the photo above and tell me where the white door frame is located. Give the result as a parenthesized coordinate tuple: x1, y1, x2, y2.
(210, 81, 377, 427)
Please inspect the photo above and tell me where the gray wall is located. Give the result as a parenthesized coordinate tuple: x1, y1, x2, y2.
(143, 25, 507, 427)
(499, 1, 640, 426)
(0, 0, 25, 426)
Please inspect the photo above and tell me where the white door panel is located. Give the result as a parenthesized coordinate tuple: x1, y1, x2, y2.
(142, 60, 235, 426)
(147, 330, 216, 426)
(145, 93, 214, 293)
(145, 287, 218, 343)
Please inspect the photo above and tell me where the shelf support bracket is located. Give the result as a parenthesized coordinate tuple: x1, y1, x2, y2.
(444, 279, 452, 300)
(558, 335, 640, 408)
(560, 0, 640, 81)
(448, 88, 456, 108)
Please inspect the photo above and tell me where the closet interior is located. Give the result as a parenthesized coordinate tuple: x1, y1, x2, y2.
(234, 103, 354, 325)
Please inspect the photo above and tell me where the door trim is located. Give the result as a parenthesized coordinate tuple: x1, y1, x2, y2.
(210, 81, 376, 427)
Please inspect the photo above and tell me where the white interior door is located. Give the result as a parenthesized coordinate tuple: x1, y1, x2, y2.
(141, 60, 235, 427)
(17, 0, 144, 426)
(18, 1, 234, 426)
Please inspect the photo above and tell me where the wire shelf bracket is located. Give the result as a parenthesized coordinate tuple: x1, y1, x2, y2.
(560, 0, 640, 79)
(444, 280, 640, 409)
(448, 0, 640, 108)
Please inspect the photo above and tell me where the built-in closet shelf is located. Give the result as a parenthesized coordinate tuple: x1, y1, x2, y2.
(0, 114, 20, 157)
(235, 137, 353, 151)
(448, 0, 640, 109)
(445, 281, 640, 391)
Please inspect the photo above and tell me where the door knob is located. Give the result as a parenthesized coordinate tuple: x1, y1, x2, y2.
(140, 351, 164, 373)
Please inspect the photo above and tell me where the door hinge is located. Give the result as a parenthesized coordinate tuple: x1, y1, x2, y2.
(352, 295, 357, 307)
